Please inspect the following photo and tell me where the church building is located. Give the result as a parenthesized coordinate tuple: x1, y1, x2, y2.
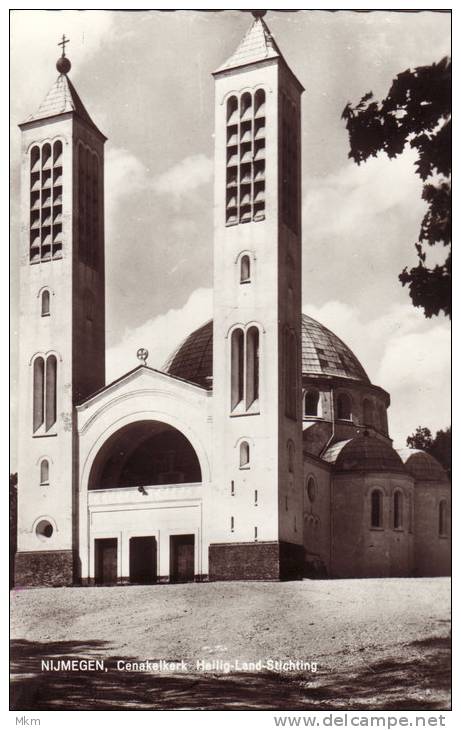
(15, 12, 450, 587)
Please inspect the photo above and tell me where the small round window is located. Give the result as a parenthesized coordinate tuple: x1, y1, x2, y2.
(36, 519, 53, 540)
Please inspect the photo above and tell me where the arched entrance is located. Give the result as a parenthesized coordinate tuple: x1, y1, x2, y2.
(87, 420, 203, 584)
(89, 420, 202, 490)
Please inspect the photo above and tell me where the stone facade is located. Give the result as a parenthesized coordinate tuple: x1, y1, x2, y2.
(209, 541, 304, 581)
(15, 550, 74, 587)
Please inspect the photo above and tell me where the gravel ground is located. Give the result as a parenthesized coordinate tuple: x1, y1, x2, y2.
(10, 577, 451, 711)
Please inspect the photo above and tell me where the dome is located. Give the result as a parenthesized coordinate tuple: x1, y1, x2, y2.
(323, 437, 406, 474)
(397, 448, 449, 483)
(163, 314, 369, 388)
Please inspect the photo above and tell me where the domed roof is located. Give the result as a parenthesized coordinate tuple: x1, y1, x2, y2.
(163, 314, 369, 388)
(323, 437, 406, 474)
(397, 448, 449, 483)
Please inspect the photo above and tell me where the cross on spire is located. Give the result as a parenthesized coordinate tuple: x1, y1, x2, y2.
(58, 34, 70, 57)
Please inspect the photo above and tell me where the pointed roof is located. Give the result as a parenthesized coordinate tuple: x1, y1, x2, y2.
(20, 73, 106, 139)
(214, 16, 283, 74)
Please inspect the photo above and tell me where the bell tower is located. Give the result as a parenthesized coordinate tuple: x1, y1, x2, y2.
(209, 12, 305, 579)
(15, 39, 106, 586)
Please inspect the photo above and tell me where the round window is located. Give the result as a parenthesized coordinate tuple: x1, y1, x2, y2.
(36, 519, 53, 540)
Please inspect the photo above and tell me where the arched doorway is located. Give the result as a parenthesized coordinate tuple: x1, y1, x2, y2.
(88, 420, 203, 584)
(89, 420, 202, 490)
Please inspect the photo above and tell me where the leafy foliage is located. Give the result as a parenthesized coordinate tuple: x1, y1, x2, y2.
(342, 57, 451, 318)
(406, 426, 451, 479)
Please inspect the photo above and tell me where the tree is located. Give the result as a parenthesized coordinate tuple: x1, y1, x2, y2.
(406, 426, 433, 452)
(406, 426, 451, 479)
(342, 57, 451, 318)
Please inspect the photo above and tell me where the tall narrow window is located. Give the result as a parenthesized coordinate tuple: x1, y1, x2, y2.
(439, 500, 447, 537)
(240, 255, 251, 283)
(41, 290, 50, 317)
(239, 441, 250, 468)
(231, 516, 235, 533)
(254, 490, 258, 505)
(45, 355, 57, 431)
(304, 390, 320, 417)
(337, 393, 352, 420)
(231, 328, 244, 409)
(40, 459, 49, 485)
(363, 399, 373, 427)
(393, 491, 403, 529)
(33, 357, 44, 432)
(254, 526, 258, 541)
(246, 326, 259, 408)
(371, 489, 383, 528)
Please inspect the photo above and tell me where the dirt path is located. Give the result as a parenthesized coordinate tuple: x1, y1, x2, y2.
(10, 578, 451, 710)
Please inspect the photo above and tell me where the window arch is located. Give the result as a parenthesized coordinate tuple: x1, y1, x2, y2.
(231, 328, 244, 409)
(40, 459, 49, 485)
(393, 490, 403, 529)
(239, 441, 250, 468)
(337, 392, 352, 421)
(246, 326, 259, 408)
(33, 357, 45, 432)
(240, 254, 251, 283)
(439, 499, 448, 537)
(230, 325, 260, 412)
(45, 355, 57, 431)
(363, 398, 373, 427)
(305, 476, 316, 503)
(32, 354, 57, 433)
(41, 289, 50, 317)
(304, 390, 320, 417)
(371, 489, 383, 528)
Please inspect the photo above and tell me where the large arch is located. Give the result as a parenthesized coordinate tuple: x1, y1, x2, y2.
(88, 419, 202, 490)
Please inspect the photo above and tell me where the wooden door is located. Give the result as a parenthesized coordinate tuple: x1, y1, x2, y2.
(170, 534, 195, 582)
(129, 536, 157, 584)
(95, 538, 117, 585)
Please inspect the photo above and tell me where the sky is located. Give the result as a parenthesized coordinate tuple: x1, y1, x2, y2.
(10, 8, 451, 464)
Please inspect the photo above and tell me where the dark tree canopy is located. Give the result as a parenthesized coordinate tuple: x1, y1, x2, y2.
(342, 57, 451, 318)
(406, 426, 451, 479)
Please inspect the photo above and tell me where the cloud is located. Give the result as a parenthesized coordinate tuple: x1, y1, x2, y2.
(105, 147, 150, 207)
(303, 148, 425, 238)
(152, 154, 213, 205)
(106, 287, 213, 383)
(302, 298, 450, 448)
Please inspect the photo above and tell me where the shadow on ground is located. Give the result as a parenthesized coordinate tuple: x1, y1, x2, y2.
(10, 636, 451, 711)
